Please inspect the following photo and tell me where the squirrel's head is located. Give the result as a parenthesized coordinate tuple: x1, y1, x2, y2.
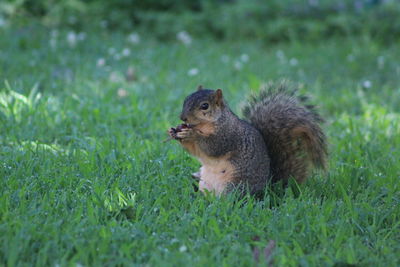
(180, 85, 225, 126)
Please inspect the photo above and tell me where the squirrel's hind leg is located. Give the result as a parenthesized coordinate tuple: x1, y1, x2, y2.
(191, 169, 202, 192)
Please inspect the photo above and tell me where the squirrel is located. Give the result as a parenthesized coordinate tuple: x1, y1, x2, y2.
(168, 82, 327, 197)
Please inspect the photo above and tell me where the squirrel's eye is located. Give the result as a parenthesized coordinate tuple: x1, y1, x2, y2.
(200, 103, 209, 110)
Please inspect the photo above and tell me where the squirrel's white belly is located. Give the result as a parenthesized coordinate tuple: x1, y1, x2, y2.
(198, 157, 234, 196)
(199, 167, 226, 195)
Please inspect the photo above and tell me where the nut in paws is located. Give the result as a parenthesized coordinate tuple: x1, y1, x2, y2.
(176, 128, 193, 139)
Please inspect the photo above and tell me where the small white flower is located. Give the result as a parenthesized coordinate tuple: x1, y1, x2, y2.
(51, 30, 58, 38)
(77, 32, 86, 41)
(117, 88, 128, 98)
(240, 54, 249, 63)
(179, 245, 187, 252)
(177, 31, 192, 45)
(49, 31, 58, 48)
(0, 17, 7, 28)
(276, 50, 285, 60)
(108, 47, 116, 55)
(113, 54, 122, 61)
(97, 58, 106, 67)
(289, 58, 298, 66)
(221, 55, 230, 63)
(100, 20, 108, 28)
(362, 80, 372, 89)
(109, 72, 123, 83)
(128, 33, 141, 44)
(377, 56, 385, 69)
(234, 61, 242, 70)
(50, 38, 57, 49)
(67, 31, 77, 47)
(122, 48, 131, 57)
(187, 68, 199, 76)
(347, 54, 355, 62)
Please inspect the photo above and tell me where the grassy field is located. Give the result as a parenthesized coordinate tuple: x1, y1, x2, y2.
(1, 25, 399, 266)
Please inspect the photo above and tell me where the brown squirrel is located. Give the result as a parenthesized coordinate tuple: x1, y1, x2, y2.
(168, 82, 327, 196)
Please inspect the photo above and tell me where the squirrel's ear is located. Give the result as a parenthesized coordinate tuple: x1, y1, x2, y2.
(197, 85, 204, 91)
(215, 89, 224, 106)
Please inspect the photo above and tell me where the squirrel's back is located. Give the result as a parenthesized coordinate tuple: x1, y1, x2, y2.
(242, 81, 327, 184)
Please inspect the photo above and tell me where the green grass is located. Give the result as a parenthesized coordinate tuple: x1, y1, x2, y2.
(0, 25, 399, 266)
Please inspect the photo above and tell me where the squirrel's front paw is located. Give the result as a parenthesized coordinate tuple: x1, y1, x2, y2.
(176, 128, 193, 140)
(168, 127, 179, 140)
(167, 124, 193, 141)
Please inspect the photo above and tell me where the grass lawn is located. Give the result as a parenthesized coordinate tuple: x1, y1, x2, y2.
(1, 25, 399, 266)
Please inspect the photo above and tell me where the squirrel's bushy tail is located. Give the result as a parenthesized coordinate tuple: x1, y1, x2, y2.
(242, 81, 327, 184)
